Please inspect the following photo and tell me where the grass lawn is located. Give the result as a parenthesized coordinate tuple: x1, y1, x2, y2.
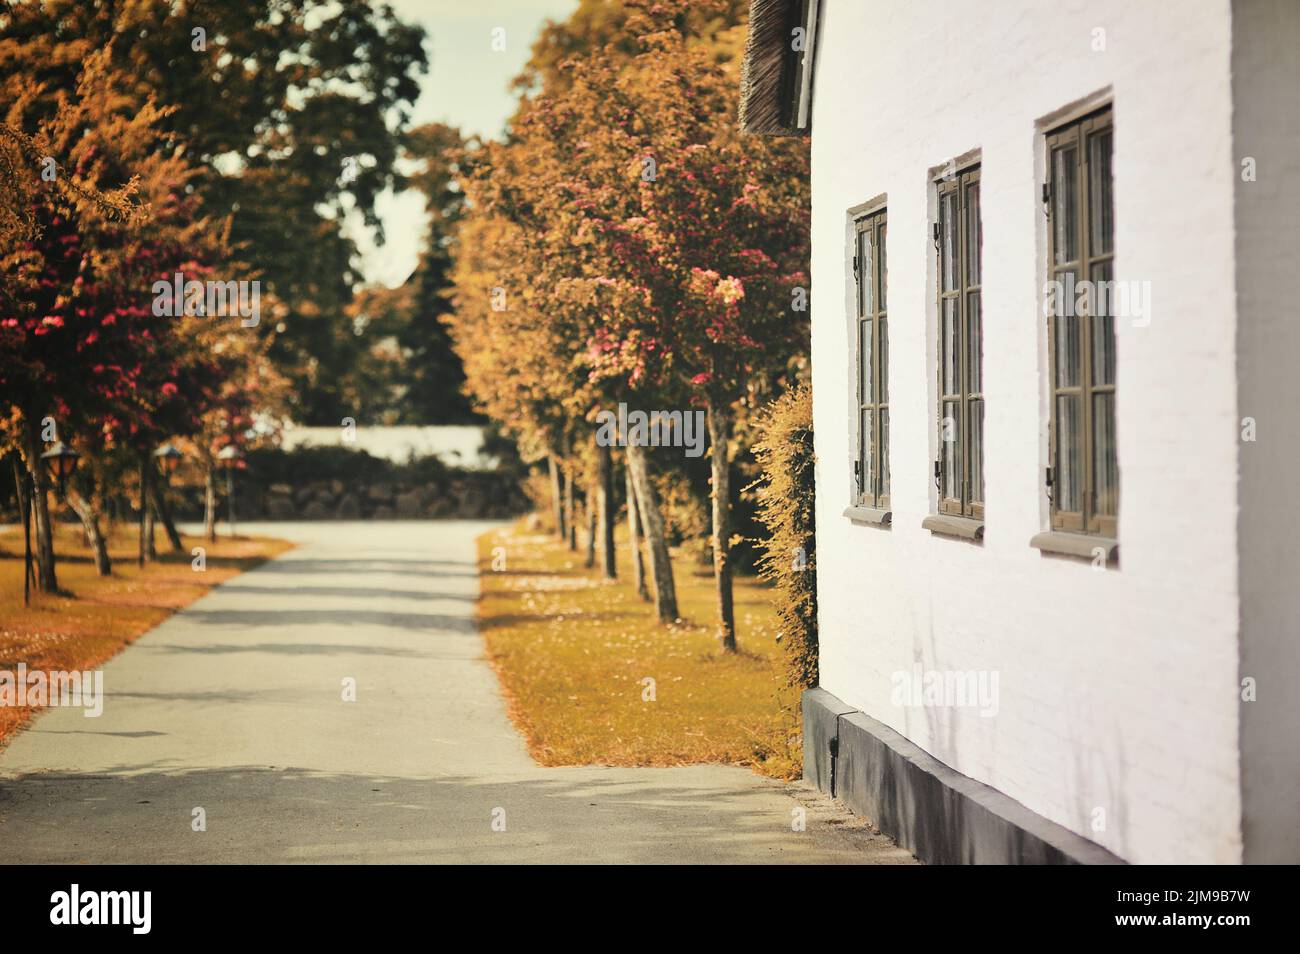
(0, 522, 292, 746)
(477, 521, 803, 779)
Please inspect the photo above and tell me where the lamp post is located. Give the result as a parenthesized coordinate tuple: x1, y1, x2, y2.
(217, 445, 243, 538)
(154, 442, 183, 476)
(26, 442, 79, 606)
(40, 442, 81, 486)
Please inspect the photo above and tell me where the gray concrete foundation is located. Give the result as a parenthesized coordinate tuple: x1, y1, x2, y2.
(804, 687, 1124, 865)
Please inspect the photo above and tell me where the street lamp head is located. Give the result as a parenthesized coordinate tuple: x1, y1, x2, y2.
(39, 441, 80, 484)
(154, 442, 184, 474)
(217, 445, 243, 468)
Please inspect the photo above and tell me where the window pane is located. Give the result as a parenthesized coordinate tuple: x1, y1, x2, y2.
(1055, 394, 1083, 513)
(1055, 314, 1081, 388)
(877, 223, 887, 310)
(942, 400, 960, 500)
(1090, 261, 1116, 386)
(942, 298, 959, 395)
(1052, 144, 1078, 264)
(967, 293, 982, 394)
(861, 408, 873, 502)
(1089, 128, 1114, 256)
(941, 191, 958, 292)
(859, 319, 873, 406)
(880, 407, 890, 499)
(1050, 265, 1081, 389)
(879, 316, 889, 402)
(966, 181, 981, 286)
(858, 230, 872, 317)
(969, 398, 984, 506)
(1092, 392, 1118, 518)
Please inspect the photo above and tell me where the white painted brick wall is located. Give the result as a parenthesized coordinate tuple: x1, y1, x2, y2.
(809, 0, 1240, 863)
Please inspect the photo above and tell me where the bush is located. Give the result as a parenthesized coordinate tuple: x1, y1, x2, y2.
(749, 383, 817, 689)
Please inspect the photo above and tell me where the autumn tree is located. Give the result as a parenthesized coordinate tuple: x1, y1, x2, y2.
(451, 116, 690, 617)
(0, 50, 154, 588)
(0, 0, 429, 424)
(481, 0, 809, 648)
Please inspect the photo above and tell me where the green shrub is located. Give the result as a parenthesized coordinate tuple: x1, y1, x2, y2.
(749, 383, 817, 689)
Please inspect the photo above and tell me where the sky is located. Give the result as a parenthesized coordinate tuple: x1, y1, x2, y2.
(351, 0, 579, 287)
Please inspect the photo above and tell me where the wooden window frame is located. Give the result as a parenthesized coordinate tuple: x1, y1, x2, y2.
(854, 209, 889, 511)
(935, 165, 984, 521)
(1045, 107, 1118, 538)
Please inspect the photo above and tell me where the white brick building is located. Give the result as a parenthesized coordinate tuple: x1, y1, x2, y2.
(741, 0, 1300, 864)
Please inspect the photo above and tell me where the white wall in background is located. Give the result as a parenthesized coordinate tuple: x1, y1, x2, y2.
(280, 425, 496, 470)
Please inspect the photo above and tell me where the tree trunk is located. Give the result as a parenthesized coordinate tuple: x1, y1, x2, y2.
(584, 482, 596, 568)
(625, 458, 649, 601)
(67, 488, 112, 576)
(22, 416, 58, 592)
(11, 454, 32, 598)
(596, 439, 616, 579)
(547, 454, 565, 539)
(144, 509, 157, 559)
(138, 455, 153, 565)
(625, 440, 678, 622)
(149, 472, 184, 552)
(708, 398, 736, 653)
(564, 460, 576, 551)
(204, 466, 218, 542)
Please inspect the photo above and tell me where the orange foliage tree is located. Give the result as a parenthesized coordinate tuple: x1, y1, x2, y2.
(448, 0, 809, 646)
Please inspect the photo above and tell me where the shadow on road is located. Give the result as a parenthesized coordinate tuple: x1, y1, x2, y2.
(0, 763, 902, 864)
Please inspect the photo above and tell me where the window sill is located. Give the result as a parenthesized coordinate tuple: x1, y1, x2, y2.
(1030, 530, 1118, 563)
(922, 514, 984, 541)
(844, 505, 892, 527)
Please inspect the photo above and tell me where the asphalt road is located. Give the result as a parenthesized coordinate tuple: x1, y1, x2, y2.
(0, 521, 913, 864)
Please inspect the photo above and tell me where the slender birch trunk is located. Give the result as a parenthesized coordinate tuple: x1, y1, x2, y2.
(708, 398, 736, 652)
(596, 439, 616, 579)
(11, 454, 32, 594)
(67, 487, 112, 576)
(625, 460, 648, 601)
(204, 465, 218, 542)
(564, 460, 576, 551)
(625, 440, 678, 622)
(547, 454, 565, 539)
(149, 473, 184, 552)
(138, 454, 155, 565)
(144, 506, 157, 560)
(584, 481, 596, 568)
(22, 416, 58, 592)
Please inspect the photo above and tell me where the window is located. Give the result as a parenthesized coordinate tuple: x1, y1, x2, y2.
(1045, 107, 1117, 538)
(935, 166, 984, 521)
(854, 208, 889, 510)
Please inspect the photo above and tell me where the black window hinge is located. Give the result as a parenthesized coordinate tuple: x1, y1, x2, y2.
(1045, 465, 1055, 505)
(932, 220, 941, 252)
(1041, 182, 1052, 216)
(933, 459, 941, 491)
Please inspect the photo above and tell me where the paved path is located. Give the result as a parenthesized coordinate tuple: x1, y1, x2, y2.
(0, 522, 912, 864)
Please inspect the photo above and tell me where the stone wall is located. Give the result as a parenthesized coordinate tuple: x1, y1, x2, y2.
(174, 469, 526, 522)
